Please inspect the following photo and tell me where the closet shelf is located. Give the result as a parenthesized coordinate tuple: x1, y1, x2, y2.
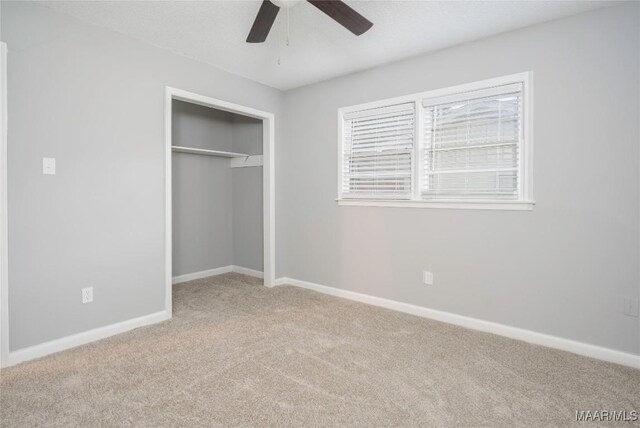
(172, 146, 250, 158)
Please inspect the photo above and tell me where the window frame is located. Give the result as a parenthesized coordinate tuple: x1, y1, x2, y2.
(337, 72, 534, 211)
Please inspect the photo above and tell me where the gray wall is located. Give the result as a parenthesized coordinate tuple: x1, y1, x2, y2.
(172, 103, 264, 276)
(2, 0, 638, 357)
(172, 100, 234, 152)
(232, 115, 263, 155)
(232, 116, 263, 272)
(280, 4, 640, 355)
(172, 101, 234, 276)
(1, 1, 283, 351)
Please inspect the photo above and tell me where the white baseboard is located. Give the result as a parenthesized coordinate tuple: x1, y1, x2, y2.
(172, 266, 233, 284)
(173, 266, 264, 285)
(275, 277, 640, 369)
(6, 276, 635, 370)
(3, 266, 264, 368)
(232, 265, 264, 279)
(274, 277, 289, 286)
(2, 310, 170, 368)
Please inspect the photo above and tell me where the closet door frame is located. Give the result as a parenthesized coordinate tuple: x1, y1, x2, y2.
(164, 87, 276, 315)
(0, 42, 8, 367)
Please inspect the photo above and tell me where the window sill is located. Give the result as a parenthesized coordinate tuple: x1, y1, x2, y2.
(336, 199, 535, 211)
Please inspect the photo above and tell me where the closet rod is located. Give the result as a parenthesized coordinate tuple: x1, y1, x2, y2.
(171, 146, 249, 158)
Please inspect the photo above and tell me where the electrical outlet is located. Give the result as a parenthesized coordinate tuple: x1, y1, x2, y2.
(617, 295, 639, 317)
(423, 271, 433, 286)
(42, 157, 56, 175)
(81, 287, 93, 304)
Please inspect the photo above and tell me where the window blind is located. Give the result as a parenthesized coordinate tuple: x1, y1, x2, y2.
(341, 103, 415, 199)
(421, 83, 522, 199)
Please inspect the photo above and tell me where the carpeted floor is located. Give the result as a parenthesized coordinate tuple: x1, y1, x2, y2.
(1, 273, 638, 427)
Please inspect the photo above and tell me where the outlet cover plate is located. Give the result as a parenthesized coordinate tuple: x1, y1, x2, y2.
(625, 297, 639, 317)
(617, 295, 639, 317)
(42, 157, 56, 175)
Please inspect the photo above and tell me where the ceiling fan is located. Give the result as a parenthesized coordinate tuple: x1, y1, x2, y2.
(246, 0, 373, 43)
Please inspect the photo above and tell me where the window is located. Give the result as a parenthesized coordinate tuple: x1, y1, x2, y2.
(338, 73, 533, 210)
(341, 103, 415, 199)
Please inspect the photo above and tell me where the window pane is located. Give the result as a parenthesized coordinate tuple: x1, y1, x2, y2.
(342, 103, 415, 199)
(422, 87, 521, 199)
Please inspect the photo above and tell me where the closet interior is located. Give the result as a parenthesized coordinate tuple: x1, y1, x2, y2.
(172, 100, 264, 284)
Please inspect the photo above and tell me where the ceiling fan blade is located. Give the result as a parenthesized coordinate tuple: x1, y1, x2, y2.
(307, 0, 372, 36)
(247, 0, 280, 43)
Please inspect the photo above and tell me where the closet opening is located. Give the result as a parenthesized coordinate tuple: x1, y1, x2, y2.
(164, 88, 275, 316)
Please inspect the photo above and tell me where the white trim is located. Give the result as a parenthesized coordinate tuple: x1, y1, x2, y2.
(2, 310, 170, 368)
(422, 82, 522, 107)
(522, 72, 534, 203)
(232, 265, 264, 279)
(336, 107, 343, 202)
(164, 87, 173, 317)
(263, 108, 276, 288)
(164, 87, 277, 322)
(274, 277, 289, 287)
(339, 72, 533, 116)
(274, 277, 640, 369)
(337, 72, 534, 210)
(172, 265, 264, 285)
(172, 266, 234, 285)
(337, 199, 535, 210)
(0, 42, 8, 368)
(413, 100, 423, 200)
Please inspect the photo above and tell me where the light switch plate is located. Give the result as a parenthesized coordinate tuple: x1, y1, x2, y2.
(423, 271, 433, 286)
(42, 157, 56, 175)
(81, 287, 93, 304)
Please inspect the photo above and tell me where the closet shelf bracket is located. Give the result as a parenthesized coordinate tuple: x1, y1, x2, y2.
(230, 155, 263, 168)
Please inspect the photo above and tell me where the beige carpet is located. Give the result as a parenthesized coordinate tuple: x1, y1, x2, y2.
(1, 273, 638, 427)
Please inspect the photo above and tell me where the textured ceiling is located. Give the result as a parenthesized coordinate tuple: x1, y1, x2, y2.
(42, 1, 613, 90)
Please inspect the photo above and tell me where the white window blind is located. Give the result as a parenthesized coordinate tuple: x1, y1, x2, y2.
(421, 83, 522, 199)
(341, 103, 415, 199)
